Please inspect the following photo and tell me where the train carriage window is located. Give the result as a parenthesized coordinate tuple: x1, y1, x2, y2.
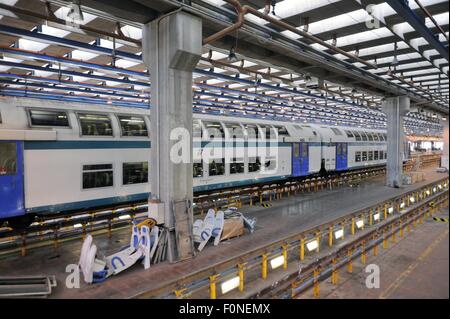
(383, 133, 387, 140)
(78, 113, 113, 136)
(193, 120, 203, 138)
(82, 164, 113, 189)
(293, 143, 300, 157)
(379, 150, 384, 159)
(29, 109, 69, 127)
(374, 151, 379, 160)
(264, 157, 277, 171)
(330, 128, 342, 135)
(346, 131, 354, 138)
(367, 133, 373, 141)
(244, 124, 259, 139)
(248, 157, 261, 172)
(360, 132, 368, 141)
(230, 158, 244, 174)
(209, 159, 225, 176)
(123, 162, 148, 185)
(372, 133, 379, 141)
(204, 122, 224, 139)
(275, 126, 290, 137)
(362, 151, 368, 161)
(262, 125, 276, 139)
(355, 151, 361, 162)
(378, 133, 384, 141)
(193, 160, 203, 178)
(0, 142, 17, 175)
(353, 131, 361, 141)
(368, 151, 373, 161)
(385, 152, 387, 159)
(225, 123, 244, 139)
(118, 115, 148, 137)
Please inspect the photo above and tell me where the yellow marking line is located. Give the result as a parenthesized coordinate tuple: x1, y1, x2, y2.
(379, 227, 449, 299)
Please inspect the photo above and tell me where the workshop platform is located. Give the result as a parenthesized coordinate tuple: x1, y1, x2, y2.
(0, 166, 447, 298)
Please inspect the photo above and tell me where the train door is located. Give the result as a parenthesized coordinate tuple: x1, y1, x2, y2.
(335, 143, 348, 170)
(292, 142, 309, 177)
(0, 141, 25, 219)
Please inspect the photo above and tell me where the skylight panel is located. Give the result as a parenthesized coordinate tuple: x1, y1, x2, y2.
(114, 59, 139, 68)
(71, 50, 99, 61)
(41, 25, 70, 38)
(18, 39, 48, 51)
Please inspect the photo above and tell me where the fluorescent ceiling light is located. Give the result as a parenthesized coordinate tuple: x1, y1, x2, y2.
(374, 213, 380, 221)
(356, 220, 364, 229)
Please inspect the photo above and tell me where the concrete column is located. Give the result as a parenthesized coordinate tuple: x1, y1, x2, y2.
(383, 96, 410, 188)
(142, 11, 202, 262)
(441, 116, 449, 169)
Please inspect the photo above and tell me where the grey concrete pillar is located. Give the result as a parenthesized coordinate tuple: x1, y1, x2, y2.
(142, 11, 202, 262)
(383, 96, 410, 188)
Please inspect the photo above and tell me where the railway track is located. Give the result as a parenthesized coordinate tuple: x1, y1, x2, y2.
(139, 176, 448, 299)
(0, 155, 441, 257)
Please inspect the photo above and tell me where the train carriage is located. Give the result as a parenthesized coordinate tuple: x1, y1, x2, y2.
(0, 97, 390, 228)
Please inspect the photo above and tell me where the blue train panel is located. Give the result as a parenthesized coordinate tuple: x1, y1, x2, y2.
(292, 142, 309, 177)
(0, 141, 25, 219)
(335, 142, 348, 171)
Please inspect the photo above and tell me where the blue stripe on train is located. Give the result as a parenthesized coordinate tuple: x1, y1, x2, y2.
(24, 140, 151, 150)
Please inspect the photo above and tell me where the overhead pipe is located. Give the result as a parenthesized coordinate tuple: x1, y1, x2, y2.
(0, 2, 140, 47)
(413, 0, 449, 42)
(387, 70, 448, 104)
(202, 0, 378, 69)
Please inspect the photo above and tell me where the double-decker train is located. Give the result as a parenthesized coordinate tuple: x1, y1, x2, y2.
(0, 97, 390, 228)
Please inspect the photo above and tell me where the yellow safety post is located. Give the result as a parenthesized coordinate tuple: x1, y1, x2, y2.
(300, 238, 305, 261)
(347, 249, 353, 273)
(328, 225, 333, 247)
(209, 274, 219, 299)
(269, 192, 272, 202)
(313, 268, 320, 298)
(419, 208, 424, 224)
(415, 192, 419, 203)
(249, 195, 253, 207)
(331, 259, 338, 285)
(400, 220, 404, 238)
(383, 231, 388, 249)
(369, 209, 373, 226)
(282, 244, 288, 270)
(391, 224, 396, 244)
(384, 204, 388, 220)
(406, 195, 410, 207)
(262, 253, 268, 280)
(316, 231, 321, 253)
(413, 215, 417, 228)
(407, 220, 412, 233)
(238, 263, 246, 292)
(351, 217, 355, 236)
(361, 242, 366, 265)
(259, 192, 263, 205)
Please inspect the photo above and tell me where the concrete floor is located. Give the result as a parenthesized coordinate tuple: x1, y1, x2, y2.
(301, 207, 449, 299)
(0, 167, 447, 298)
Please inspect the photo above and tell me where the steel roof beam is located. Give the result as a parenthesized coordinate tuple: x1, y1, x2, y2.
(385, 0, 449, 62)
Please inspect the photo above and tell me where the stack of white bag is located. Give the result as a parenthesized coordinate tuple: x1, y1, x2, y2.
(78, 223, 159, 284)
(193, 209, 224, 252)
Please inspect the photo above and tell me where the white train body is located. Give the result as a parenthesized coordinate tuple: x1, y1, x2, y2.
(0, 97, 388, 221)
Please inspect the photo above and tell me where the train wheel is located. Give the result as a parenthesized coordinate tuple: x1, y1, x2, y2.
(7, 215, 35, 230)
